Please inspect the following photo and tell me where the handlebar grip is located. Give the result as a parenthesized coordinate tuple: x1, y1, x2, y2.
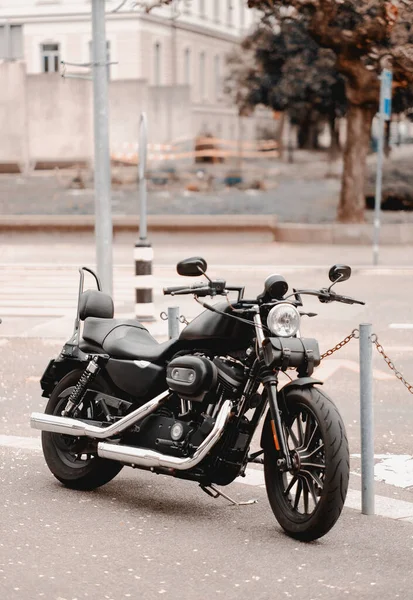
(333, 294, 365, 306)
(163, 286, 188, 295)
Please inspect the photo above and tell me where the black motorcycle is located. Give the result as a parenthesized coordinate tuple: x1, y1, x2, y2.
(31, 258, 364, 541)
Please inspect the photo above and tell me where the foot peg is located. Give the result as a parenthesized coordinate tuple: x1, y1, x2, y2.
(200, 484, 257, 506)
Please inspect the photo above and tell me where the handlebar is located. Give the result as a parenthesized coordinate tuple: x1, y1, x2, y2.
(285, 288, 364, 306)
(163, 284, 218, 297)
(328, 292, 365, 306)
(295, 289, 364, 306)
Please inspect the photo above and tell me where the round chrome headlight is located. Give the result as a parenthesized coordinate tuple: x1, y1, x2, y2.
(267, 303, 300, 338)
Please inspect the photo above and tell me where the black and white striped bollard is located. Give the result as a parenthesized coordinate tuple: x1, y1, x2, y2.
(135, 112, 155, 322)
(134, 241, 155, 321)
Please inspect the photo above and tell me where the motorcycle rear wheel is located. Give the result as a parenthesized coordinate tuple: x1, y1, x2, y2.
(263, 386, 349, 541)
(41, 369, 123, 490)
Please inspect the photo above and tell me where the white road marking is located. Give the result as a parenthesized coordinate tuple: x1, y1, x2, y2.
(0, 434, 412, 523)
(0, 435, 41, 451)
(389, 324, 413, 330)
(350, 455, 413, 489)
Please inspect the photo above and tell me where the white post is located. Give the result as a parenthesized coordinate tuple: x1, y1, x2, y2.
(92, 0, 113, 296)
(167, 306, 180, 339)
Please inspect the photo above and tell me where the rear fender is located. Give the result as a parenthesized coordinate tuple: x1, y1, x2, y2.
(40, 358, 87, 398)
(260, 377, 323, 450)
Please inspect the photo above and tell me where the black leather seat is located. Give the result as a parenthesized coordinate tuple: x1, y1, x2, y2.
(82, 317, 178, 362)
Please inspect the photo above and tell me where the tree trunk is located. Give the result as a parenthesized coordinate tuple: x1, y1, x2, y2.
(328, 115, 341, 161)
(337, 103, 376, 223)
(298, 120, 320, 150)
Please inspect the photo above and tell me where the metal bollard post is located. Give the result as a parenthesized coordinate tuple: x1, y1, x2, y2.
(168, 306, 180, 340)
(359, 323, 375, 515)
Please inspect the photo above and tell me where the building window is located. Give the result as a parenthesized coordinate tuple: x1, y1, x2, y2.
(214, 55, 221, 101)
(227, 0, 233, 26)
(199, 51, 206, 100)
(0, 24, 23, 60)
(214, 0, 220, 22)
(41, 43, 60, 73)
(89, 40, 111, 79)
(154, 41, 161, 85)
(184, 47, 191, 85)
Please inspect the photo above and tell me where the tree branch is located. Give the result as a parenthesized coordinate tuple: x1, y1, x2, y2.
(133, 0, 174, 12)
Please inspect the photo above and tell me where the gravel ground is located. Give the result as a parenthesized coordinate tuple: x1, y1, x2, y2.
(1, 148, 412, 224)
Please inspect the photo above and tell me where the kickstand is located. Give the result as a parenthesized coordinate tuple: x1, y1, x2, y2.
(200, 484, 257, 506)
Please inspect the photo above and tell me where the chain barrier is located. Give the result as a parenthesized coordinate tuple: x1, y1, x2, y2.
(320, 328, 359, 360)
(370, 334, 413, 395)
(321, 327, 413, 395)
(160, 312, 189, 325)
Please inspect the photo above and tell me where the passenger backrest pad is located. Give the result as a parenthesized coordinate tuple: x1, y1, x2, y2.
(79, 289, 114, 321)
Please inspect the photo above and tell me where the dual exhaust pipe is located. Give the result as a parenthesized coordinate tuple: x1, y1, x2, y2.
(30, 392, 232, 472)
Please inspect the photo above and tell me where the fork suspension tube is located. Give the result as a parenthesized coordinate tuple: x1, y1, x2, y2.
(262, 373, 292, 470)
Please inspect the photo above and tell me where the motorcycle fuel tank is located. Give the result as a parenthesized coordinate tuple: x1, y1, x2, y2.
(179, 302, 253, 347)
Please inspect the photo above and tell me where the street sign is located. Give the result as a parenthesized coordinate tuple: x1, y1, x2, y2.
(380, 68, 393, 121)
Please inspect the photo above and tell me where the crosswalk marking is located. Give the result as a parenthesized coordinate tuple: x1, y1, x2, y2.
(0, 265, 180, 318)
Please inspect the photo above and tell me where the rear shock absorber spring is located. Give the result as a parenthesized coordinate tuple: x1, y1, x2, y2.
(61, 356, 102, 417)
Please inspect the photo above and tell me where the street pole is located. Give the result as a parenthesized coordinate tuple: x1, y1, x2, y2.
(92, 0, 113, 296)
(134, 112, 155, 321)
(359, 323, 375, 515)
(373, 68, 392, 266)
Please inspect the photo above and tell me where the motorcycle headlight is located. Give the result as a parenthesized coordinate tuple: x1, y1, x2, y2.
(267, 303, 300, 338)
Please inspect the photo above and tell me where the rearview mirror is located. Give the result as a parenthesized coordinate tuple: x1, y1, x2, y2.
(329, 264, 351, 284)
(177, 257, 207, 277)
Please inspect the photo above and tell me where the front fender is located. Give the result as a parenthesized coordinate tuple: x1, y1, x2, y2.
(280, 376, 323, 392)
(260, 377, 323, 450)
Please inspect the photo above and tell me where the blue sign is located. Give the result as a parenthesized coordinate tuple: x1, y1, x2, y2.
(380, 68, 393, 121)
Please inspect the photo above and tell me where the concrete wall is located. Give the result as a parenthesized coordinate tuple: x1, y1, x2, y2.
(27, 73, 93, 165)
(0, 62, 271, 169)
(109, 79, 149, 149)
(147, 85, 192, 144)
(0, 61, 28, 169)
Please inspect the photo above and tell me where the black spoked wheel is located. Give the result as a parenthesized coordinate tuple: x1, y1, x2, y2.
(41, 370, 123, 490)
(263, 386, 349, 541)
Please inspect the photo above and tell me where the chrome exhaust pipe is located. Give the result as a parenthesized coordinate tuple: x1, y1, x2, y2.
(97, 400, 232, 471)
(30, 391, 169, 439)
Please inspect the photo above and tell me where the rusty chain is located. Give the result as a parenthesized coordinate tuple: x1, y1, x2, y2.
(320, 328, 359, 360)
(370, 334, 413, 395)
(321, 328, 413, 395)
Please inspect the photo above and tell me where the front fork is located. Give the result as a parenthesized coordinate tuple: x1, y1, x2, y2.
(262, 374, 292, 471)
(253, 309, 292, 471)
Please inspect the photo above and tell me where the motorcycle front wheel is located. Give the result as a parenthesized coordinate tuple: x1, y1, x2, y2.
(263, 386, 349, 541)
(41, 369, 123, 490)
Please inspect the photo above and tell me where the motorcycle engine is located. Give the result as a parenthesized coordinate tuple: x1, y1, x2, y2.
(128, 355, 246, 457)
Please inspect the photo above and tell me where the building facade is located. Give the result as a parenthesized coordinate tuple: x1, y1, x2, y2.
(0, 0, 274, 160)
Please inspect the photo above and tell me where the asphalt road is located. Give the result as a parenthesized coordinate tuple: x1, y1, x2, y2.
(0, 232, 413, 599)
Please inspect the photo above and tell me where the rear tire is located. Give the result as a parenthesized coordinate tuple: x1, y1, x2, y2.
(41, 370, 123, 490)
(263, 386, 349, 541)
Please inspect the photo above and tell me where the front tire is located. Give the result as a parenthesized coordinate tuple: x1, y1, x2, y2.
(41, 370, 123, 490)
(263, 386, 349, 541)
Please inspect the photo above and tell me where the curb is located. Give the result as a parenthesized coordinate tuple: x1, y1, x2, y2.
(0, 214, 412, 244)
(0, 214, 277, 234)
